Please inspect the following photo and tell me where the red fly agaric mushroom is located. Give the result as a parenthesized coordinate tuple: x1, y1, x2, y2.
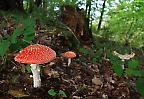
(63, 51, 76, 66)
(14, 44, 56, 88)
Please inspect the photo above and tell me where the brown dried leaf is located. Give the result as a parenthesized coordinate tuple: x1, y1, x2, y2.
(92, 77, 102, 85)
(8, 89, 29, 98)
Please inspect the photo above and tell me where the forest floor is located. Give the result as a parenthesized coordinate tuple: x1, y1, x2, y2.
(0, 17, 142, 99)
(0, 34, 142, 99)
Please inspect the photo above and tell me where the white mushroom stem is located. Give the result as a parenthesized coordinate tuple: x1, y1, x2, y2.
(68, 58, 71, 66)
(30, 64, 41, 88)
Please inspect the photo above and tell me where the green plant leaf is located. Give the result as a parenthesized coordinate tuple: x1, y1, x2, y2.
(23, 35, 34, 41)
(25, 64, 31, 73)
(125, 69, 144, 77)
(108, 52, 124, 76)
(112, 62, 124, 76)
(22, 17, 35, 28)
(48, 89, 57, 96)
(22, 17, 35, 41)
(0, 40, 10, 57)
(92, 57, 98, 62)
(23, 28, 35, 35)
(11, 28, 23, 44)
(58, 90, 67, 97)
(135, 78, 144, 97)
(108, 52, 123, 63)
(92, 49, 103, 62)
(79, 47, 90, 55)
(127, 59, 140, 69)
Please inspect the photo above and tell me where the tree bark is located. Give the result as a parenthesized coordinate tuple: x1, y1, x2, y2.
(97, 0, 107, 33)
(35, 0, 42, 7)
(60, 4, 92, 45)
(0, 0, 24, 11)
(86, 0, 91, 30)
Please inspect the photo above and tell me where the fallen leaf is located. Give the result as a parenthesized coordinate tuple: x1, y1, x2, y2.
(92, 77, 102, 85)
(44, 68, 59, 78)
(8, 89, 29, 98)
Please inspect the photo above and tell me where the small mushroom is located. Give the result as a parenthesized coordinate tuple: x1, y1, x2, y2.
(14, 44, 56, 88)
(113, 51, 135, 61)
(113, 51, 135, 69)
(63, 51, 76, 66)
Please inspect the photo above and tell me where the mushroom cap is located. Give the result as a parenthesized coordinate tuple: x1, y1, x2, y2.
(63, 51, 76, 58)
(14, 44, 56, 64)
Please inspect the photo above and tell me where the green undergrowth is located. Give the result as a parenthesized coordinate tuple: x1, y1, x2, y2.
(79, 41, 144, 98)
(107, 51, 144, 97)
(0, 13, 35, 71)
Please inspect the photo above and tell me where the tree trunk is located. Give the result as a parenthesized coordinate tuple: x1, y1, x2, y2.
(35, 0, 42, 7)
(86, 0, 91, 30)
(97, 0, 107, 33)
(86, 0, 92, 43)
(0, 0, 24, 11)
(60, 5, 92, 45)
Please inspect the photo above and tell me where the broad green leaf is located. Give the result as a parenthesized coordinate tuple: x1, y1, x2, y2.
(112, 63, 124, 76)
(128, 59, 140, 69)
(48, 89, 57, 96)
(11, 28, 23, 44)
(108, 52, 123, 63)
(108, 52, 124, 76)
(22, 17, 35, 41)
(92, 51, 103, 62)
(79, 47, 90, 55)
(22, 17, 35, 28)
(58, 90, 67, 97)
(135, 78, 144, 97)
(125, 69, 144, 77)
(23, 35, 34, 41)
(25, 64, 31, 73)
(92, 57, 98, 62)
(0, 40, 10, 57)
(24, 28, 35, 35)
(9, 40, 29, 52)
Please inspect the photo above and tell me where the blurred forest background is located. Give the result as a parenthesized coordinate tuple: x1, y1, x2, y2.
(0, 0, 144, 48)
